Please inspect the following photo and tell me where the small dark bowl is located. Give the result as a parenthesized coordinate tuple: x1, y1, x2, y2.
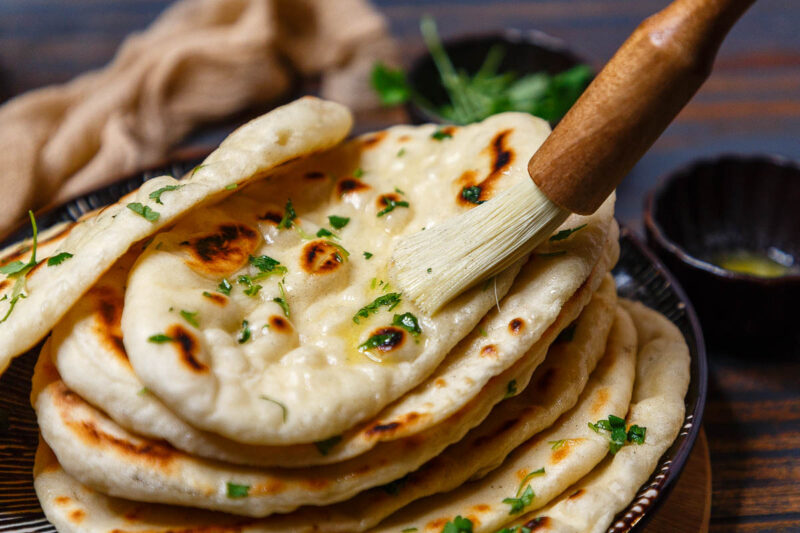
(405, 29, 589, 126)
(645, 154, 800, 351)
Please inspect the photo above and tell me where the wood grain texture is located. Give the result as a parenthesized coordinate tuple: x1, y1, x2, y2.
(647, 429, 711, 533)
(0, 1, 797, 531)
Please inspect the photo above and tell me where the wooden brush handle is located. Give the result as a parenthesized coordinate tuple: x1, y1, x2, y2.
(529, 0, 754, 215)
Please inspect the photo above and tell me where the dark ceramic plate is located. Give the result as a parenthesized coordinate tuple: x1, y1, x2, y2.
(0, 160, 706, 533)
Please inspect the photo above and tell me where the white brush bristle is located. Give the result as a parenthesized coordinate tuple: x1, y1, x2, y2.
(390, 180, 569, 314)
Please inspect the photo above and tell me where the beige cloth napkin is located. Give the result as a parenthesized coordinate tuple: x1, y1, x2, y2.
(0, 0, 393, 235)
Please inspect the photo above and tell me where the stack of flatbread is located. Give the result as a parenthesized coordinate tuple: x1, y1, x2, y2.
(0, 97, 690, 533)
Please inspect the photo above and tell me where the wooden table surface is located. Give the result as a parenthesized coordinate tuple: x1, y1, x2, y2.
(1, 1, 798, 532)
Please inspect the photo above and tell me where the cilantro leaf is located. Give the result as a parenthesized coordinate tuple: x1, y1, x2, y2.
(503, 484, 534, 515)
(377, 198, 410, 217)
(238, 275, 262, 296)
(363, 251, 373, 260)
(278, 199, 296, 229)
(397, 148, 406, 157)
(126, 202, 160, 222)
(549, 224, 587, 242)
(273, 282, 290, 317)
(461, 186, 484, 204)
(249, 255, 288, 277)
(392, 312, 421, 336)
(549, 439, 566, 450)
(328, 215, 350, 229)
(353, 293, 402, 324)
(260, 395, 288, 422)
(225, 183, 238, 190)
(148, 334, 174, 343)
(148, 185, 183, 205)
(316, 228, 337, 239)
(238, 320, 251, 344)
(442, 515, 473, 533)
(47, 252, 73, 266)
(371, 62, 411, 106)
(431, 129, 452, 140)
(589, 415, 647, 455)
(180, 310, 199, 328)
(314, 435, 342, 456)
(217, 278, 232, 296)
(226, 482, 250, 499)
(0, 261, 27, 275)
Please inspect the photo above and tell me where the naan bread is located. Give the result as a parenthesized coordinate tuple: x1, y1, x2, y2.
(50, 220, 616, 471)
(121, 113, 562, 445)
(504, 300, 691, 533)
(34, 277, 617, 531)
(375, 305, 637, 533)
(35, 271, 612, 518)
(0, 97, 352, 375)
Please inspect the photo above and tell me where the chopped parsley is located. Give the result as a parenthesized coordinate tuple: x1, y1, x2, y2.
(397, 148, 406, 157)
(138, 387, 150, 396)
(126, 202, 160, 222)
(47, 252, 73, 266)
(217, 278, 232, 296)
(382, 474, 408, 495)
(316, 228, 337, 239)
(549, 224, 587, 242)
(0, 211, 39, 323)
(278, 198, 296, 229)
(442, 516, 473, 533)
(180, 310, 199, 327)
(588, 414, 646, 454)
(260, 395, 288, 422)
(353, 293, 402, 324)
(461, 186, 484, 205)
(314, 435, 342, 455)
(427, 267, 432, 273)
(293, 224, 316, 241)
(504, 379, 518, 398)
(328, 215, 350, 229)
(237, 320, 251, 344)
(503, 484, 535, 515)
(431, 129, 452, 140)
(249, 255, 288, 277)
(549, 439, 566, 450)
(148, 184, 183, 205)
(225, 183, 238, 190)
(392, 312, 421, 336)
(226, 482, 250, 499)
(555, 322, 577, 343)
(353, 168, 364, 178)
(377, 198, 410, 217)
(202, 291, 215, 299)
(359, 330, 403, 353)
(190, 164, 207, 177)
(478, 326, 488, 337)
(395, 187, 406, 195)
(238, 275, 262, 297)
(273, 282, 290, 317)
(148, 334, 174, 343)
(363, 251, 373, 259)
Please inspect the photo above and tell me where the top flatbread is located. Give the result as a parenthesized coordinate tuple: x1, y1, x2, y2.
(121, 113, 557, 445)
(0, 97, 353, 375)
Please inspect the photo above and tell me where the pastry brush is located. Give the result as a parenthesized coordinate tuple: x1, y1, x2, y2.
(391, 0, 755, 314)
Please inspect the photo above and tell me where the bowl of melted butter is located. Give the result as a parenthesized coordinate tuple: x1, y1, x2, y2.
(645, 154, 800, 351)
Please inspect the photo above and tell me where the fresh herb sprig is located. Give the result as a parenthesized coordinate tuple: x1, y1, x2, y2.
(588, 414, 647, 455)
(0, 211, 39, 323)
(370, 16, 591, 125)
(353, 293, 402, 324)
